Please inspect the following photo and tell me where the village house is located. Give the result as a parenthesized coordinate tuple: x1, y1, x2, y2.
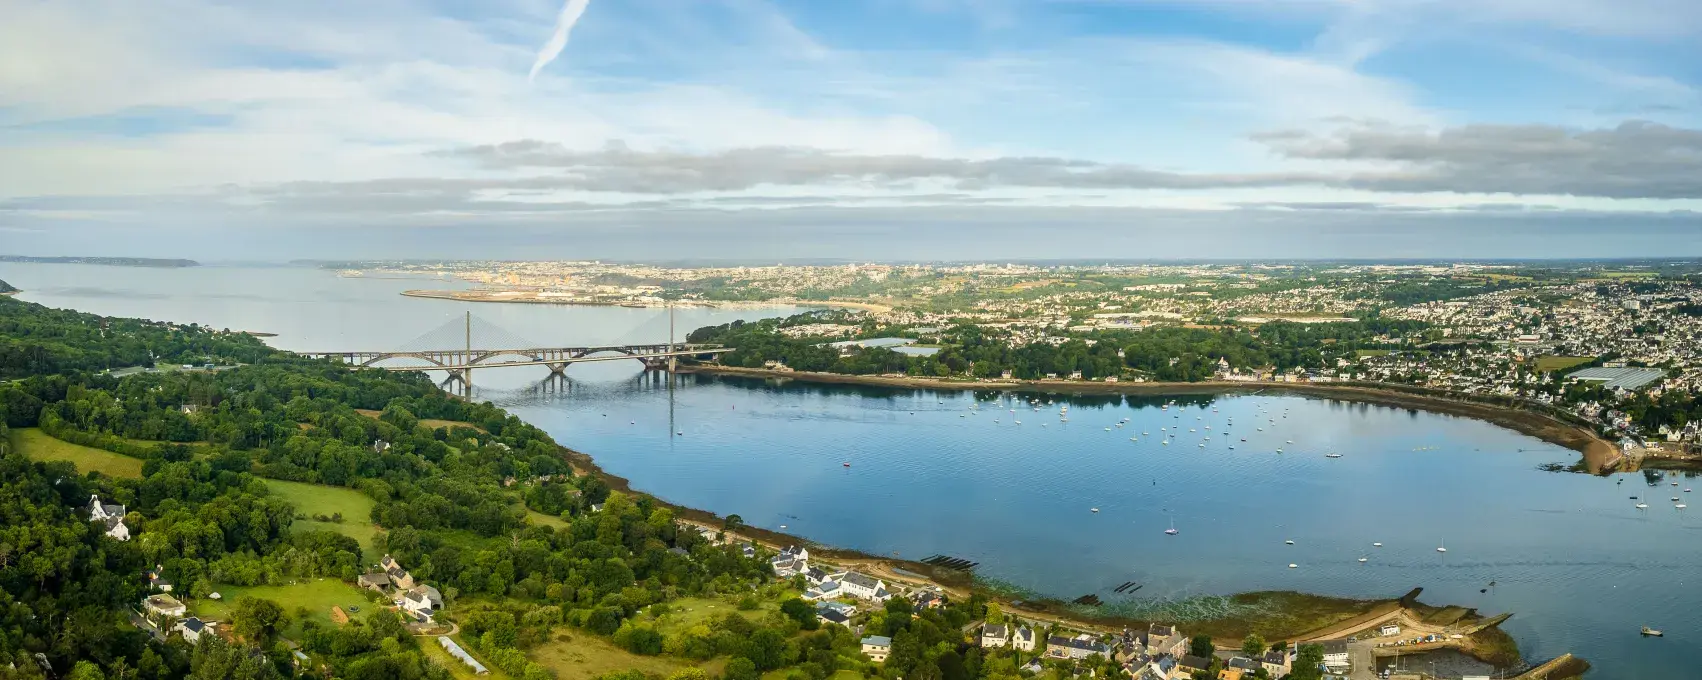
(1320, 640, 1350, 672)
(87, 494, 130, 541)
(1177, 655, 1213, 676)
(861, 636, 892, 662)
(913, 590, 944, 611)
(1260, 648, 1292, 676)
(803, 578, 843, 601)
(1013, 626, 1036, 652)
(358, 571, 391, 592)
(980, 623, 1008, 648)
(817, 608, 851, 627)
(838, 572, 892, 602)
(381, 554, 416, 590)
(142, 594, 186, 621)
(147, 568, 173, 592)
(176, 617, 214, 644)
(1144, 623, 1187, 658)
(397, 584, 444, 619)
(1045, 635, 1111, 660)
(771, 546, 810, 578)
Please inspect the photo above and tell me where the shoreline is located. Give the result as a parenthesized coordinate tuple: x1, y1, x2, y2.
(550, 416, 1547, 671)
(679, 365, 1621, 474)
(399, 288, 885, 312)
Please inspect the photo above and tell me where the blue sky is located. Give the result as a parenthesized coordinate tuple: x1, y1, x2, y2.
(2, 0, 1700, 260)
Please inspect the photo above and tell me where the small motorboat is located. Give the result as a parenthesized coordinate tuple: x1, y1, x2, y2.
(1284, 540, 1295, 545)
(1373, 542, 1383, 547)
(1325, 453, 1342, 458)
(1357, 557, 1368, 563)
(843, 462, 851, 467)
(1288, 563, 1298, 569)
(1091, 508, 1099, 513)
(1636, 503, 1649, 509)
(1677, 503, 1688, 509)
(1641, 626, 1663, 637)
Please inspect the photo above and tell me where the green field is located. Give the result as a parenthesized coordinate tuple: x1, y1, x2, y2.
(527, 509, 573, 530)
(650, 596, 778, 637)
(1355, 349, 1391, 358)
(529, 631, 722, 680)
(1534, 355, 1596, 372)
(191, 578, 375, 636)
(264, 479, 381, 562)
(10, 428, 145, 479)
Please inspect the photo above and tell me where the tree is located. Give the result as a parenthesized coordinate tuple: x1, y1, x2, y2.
(68, 661, 107, 680)
(232, 597, 285, 642)
(1287, 644, 1326, 680)
(985, 602, 1004, 624)
(1189, 635, 1214, 658)
(724, 657, 760, 680)
(779, 598, 820, 630)
(723, 514, 745, 532)
(1240, 632, 1266, 658)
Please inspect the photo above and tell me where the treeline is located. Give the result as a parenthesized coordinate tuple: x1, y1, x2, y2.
(690, 313, 1427, 381)
(0, 296, 274, 380)
(0, 278, 16, 294)
(1348, 277, 1526, 306)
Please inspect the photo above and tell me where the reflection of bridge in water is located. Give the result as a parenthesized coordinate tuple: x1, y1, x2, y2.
(300, 310, 728, 397)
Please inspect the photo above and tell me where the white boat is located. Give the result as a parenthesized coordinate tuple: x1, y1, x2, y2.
(1014, 420, 1022, 425)
(1284, 540, 1295, 545)
(1437, 540, 1448, 553)
(1373, 542, 1383, 547)
(1105, 427, 1112, 431)
(1636, 503, 1649, 509)
(1162, 440, 1170, 445)
(1199, 443, 1206, 448)
(1286, 440, 1294, 444)
(1288, 563, 1298, 569)
(1677, 503, 1688, 509)
(1326, 453, 1342, 459)
(1276, 449, 1283, 453)
(1358, 557, 1368, 563)
(1164, 518, 1179, 535)
(1091, 508, 1099, 513)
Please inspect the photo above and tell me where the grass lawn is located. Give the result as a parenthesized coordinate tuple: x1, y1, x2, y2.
(647, 596, 782, 638)
(530, 631, 718, 680)
(527, 509, 573, 530)
(355, 409, 485, 433)
(264, 479, 381, 562)
(1533, 355, 1596, 372)
(9, 428, 144, 479)
(422, 635, 512, 680)
(191, 578, 376, 637)
(1355, 349, 1392, 358)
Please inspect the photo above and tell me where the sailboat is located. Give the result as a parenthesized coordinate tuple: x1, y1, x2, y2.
(1436, 540, 1448, 553)
(1164, 518, 1179, 535)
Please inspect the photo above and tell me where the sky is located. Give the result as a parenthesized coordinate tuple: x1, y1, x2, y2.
(2, 0, 1701, 261)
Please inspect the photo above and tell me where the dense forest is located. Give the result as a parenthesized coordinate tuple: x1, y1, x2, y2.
(688, 312, 1428, 382)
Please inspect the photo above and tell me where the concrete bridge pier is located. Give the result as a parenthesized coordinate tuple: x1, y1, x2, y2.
(547, 362, 569, 375)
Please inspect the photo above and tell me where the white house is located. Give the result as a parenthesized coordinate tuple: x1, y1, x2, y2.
(87, 495, 130, 541)
(861, 636, 892, 662)
(838, 572, 891, 602)
(980, 623, 1009, 648)
(1378, 623, 1401, 637)
(143, 594, 187, 620)
(1045, 635, 1111, 660)
(771, 547, 810, 578)
(803, 579, 843, 601)
(398, 585, 443, 618)
(1320, 640, 1350, 670)
(176, 617, 214, 644)
(1013, 626, 1036, 652)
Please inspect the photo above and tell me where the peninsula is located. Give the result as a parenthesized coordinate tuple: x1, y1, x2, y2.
(0, 254, 200, 268)
(0, 278, 16, 295)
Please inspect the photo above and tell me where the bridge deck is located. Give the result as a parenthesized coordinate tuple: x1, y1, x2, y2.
(300, 345, 731, 371)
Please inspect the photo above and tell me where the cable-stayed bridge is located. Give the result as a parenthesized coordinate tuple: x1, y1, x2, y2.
(300, 309, 730, 395)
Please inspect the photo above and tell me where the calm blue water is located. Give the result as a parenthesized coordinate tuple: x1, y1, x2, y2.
(4, 262, 1695, 679)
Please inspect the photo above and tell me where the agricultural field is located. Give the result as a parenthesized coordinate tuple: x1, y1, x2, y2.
(264, 479, 381, 562)
(528, 631, 723, 680)
(527, 509, 573, 530)
(1533, 355, 1596, 372)
(649, 596, 777, 637)
(10, 428, 144, 479)
(355, 409, 485, 432)
(191, 578, 376, 637)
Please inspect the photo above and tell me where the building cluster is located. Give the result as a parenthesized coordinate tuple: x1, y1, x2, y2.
(359, 554, 444, 622)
